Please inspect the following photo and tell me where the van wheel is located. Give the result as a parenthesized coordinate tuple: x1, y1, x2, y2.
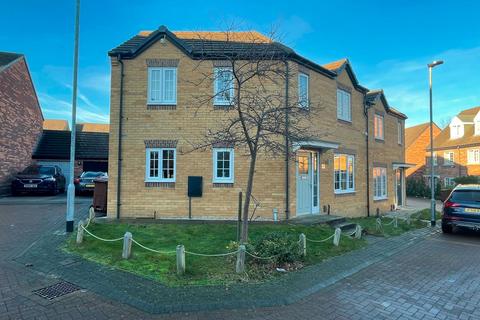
(442, 223, 453, 234)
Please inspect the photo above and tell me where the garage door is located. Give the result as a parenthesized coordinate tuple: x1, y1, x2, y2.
(37, 161, 71, 183)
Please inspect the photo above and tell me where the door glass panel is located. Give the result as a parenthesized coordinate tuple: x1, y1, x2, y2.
(298, 155, 309, 174)
(313, 153, 318, 207)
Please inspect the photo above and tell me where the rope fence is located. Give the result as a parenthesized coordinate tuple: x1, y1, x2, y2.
(75, 209, 371, 276)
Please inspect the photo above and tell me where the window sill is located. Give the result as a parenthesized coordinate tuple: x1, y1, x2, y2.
(375, 138, 385, 143)
(147, 104, 177, 110)
(337, 118, 352, 125)
(213, 182, 234, 188)
(145, 181, 175, 188)
(373, 197, 388, 202)
(334, 191, 356, 196)
(147, 102, 177, 106)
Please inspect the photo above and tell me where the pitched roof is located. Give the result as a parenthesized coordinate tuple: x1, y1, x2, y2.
(109, 25, 336, 78)
(140, 30, 272, 43)
(457, 106, 480, 122)
(405, 122, 435, 148)
(76, 123, 109, 133)
(366, 89, 407, 119)
(43, 119, 70, 131)
(323, 58, 347, 72)
(32, 130, 109, 160)
(0, 51, 22, 72)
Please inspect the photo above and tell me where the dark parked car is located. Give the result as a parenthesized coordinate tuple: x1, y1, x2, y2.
(11, 165, 66, 196)
(75, 171, 107, 194)
(442, 184, 480, 233)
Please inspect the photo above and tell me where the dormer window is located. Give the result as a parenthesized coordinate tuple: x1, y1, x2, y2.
(476, 121, 480, 135)
(450, 124, 463, 139)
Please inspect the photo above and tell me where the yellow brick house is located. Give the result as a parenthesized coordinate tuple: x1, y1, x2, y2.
(106, 25, 409, 220)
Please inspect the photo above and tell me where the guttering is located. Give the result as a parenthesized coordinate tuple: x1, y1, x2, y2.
(284, 60, 290, 220)
(116, 54, 124, 219)
(364, 96, 371, 217)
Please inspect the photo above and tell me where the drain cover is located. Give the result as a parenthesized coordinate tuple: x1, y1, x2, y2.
(33, 281, 81, 300)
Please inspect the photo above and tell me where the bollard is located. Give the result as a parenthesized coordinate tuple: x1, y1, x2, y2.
(299, 233, 306, 257)
(176, 245, 185, 275)
(122, 232, 132, 259)
(76, 220, 84, 244)
(376, 218, 382, 231)
(333, 228, 341, 246)
(354, 224, 362, 239)
(88, 206, 95, 221)
(394, 216, 398, 228)
(406, 215, 411, 225)
(236, 245, 246, 273)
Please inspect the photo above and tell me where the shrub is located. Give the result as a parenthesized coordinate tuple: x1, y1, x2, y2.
(407, 177, 442, 199)
(454, 176, 480, 184)
(247, 231, 302, 265)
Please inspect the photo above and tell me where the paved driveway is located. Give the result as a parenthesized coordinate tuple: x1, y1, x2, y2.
(1, 198, 480, 319)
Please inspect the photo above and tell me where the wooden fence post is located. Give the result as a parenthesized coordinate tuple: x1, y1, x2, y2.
(76, 220, 84, 244)
(236, 245, 246, 273)
(333, 228, 341, 246)
(299, 233, 306, 257)
(354, 224, 362, 239)
(122, 232, 132, 259)
(394, 216, 398, 228)
(176, 245, 185, 275)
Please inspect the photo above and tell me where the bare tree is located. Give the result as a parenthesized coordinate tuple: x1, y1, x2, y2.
(186, 28, 327, 243)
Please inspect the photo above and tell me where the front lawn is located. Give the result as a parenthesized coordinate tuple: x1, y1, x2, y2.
(410, 208, 442, 221)
(349, 216, 427, 237)
(65, 222, 365, 286)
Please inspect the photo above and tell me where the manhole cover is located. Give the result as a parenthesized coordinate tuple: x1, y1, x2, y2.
(33, 281, 81, 300)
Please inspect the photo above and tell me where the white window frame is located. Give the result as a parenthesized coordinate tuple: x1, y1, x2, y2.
(145, 148, 176, 182)
(373, 167, 388, 200)
(374, 114, 384, 140)
(298, 73, 309, 109)
(213, 67, 234, 106)
(213, 148, 234, 183)
(444, 177, 455, 187)
(468, 149, 480, 164)
(147, 67, 177, 105)
(397, 120, 403, 145)
(443, 151, 454, 166)
(336, 89, 352, 122)
(334, 154, 355, 194)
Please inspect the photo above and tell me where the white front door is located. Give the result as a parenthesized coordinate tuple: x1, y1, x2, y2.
(296, 151, 320, 215)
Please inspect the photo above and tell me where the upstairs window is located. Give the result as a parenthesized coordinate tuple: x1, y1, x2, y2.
(298, 73, 309, 109)
(213, 148, 234, 183)
(432, 152, 438, 166)
(450, 124, 463, 139)
(145, 148, 176, 182)
(373, 167, 387, 200)
(468, 149, 480, 164)
(444, 151, 454, 166)
(374, 114, 384, 140)
(147, 67, 177, 105)
(214, 67, 234, 106)
(337, 89, 351, 122)
(334, 154, 355, 193)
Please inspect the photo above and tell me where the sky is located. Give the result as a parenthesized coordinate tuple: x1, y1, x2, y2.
(1, 0, 479, 127)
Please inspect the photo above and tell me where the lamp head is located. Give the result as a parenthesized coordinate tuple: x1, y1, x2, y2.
(428, 60, 444, 68)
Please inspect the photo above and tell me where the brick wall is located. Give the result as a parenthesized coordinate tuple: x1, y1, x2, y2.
(0, 58, 43, 194)
(107, 38, 405, 220)
(406, 126, 441, 178)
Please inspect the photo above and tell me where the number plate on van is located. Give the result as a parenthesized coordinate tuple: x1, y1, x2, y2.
(465, 208, 480, 213)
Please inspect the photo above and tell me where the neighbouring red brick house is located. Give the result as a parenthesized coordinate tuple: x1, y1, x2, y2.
(405, 122, 441, 179)
(0, 52, 43, 195)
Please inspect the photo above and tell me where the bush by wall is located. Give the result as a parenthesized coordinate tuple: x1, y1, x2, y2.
(406, 177, 442, 199)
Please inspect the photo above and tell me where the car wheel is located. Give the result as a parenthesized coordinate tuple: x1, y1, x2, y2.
(442, 223, 453, 234)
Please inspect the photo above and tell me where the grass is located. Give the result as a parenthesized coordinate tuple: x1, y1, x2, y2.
(410, 208, 442, 221)
(65, 222, 366, 286)
(349, 216, 427, 237)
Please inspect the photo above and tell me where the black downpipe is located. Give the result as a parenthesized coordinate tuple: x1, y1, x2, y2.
(284, 60, 290, 220)
(116, 55, 124, 219)
(364, 96, 370, 217)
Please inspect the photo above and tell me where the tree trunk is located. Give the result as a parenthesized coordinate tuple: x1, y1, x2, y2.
(241, 154, 257, 243)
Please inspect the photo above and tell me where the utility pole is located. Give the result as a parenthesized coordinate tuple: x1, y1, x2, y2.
(428, 60, 443, 227)
(66, 0, 80, 232)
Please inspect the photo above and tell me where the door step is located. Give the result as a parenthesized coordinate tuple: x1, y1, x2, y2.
(289, 214, 345, 226)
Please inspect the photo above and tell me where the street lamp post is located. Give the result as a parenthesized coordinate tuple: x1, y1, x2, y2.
(428, 60, 443, 227)
(66, 0, 81, 232)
